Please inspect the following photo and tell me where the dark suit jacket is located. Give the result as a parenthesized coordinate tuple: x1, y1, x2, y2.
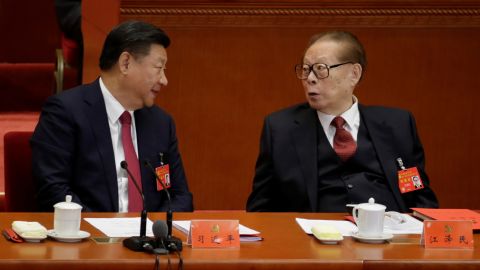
(246, 103, 438, 212)
(31, 79, 193, 212)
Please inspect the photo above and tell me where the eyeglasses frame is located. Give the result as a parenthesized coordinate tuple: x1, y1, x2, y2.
(295, 61, 353, 80)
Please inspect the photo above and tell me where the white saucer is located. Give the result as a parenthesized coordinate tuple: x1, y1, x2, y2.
(315, 236, 344, 245)
(47, 230, 90, 243)
(20, 234, 47, 243)
(11, 228, 47, 243)
(351, 232, 393, 244)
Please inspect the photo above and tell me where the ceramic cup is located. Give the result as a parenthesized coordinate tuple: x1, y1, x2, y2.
(352, 198, 386, 238)
(53, 195, 82, 236)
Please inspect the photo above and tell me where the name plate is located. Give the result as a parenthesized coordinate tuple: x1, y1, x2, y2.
(188, 220, 240, 248)
(423, 220, 474, 249)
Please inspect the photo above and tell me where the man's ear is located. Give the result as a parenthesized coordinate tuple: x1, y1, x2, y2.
(350, 63, 362, 87)
(118, 52, 131, 75)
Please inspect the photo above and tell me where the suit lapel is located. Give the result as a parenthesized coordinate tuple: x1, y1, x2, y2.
(134, 108, 165, 210)
(360, 105, 405, 211)
(83, 80, 118, 211)
(292, 106, 318, 212)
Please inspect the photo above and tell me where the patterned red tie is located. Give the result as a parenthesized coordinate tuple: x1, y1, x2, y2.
(119, 111, 143, 212)
(331, 116, 357, 161)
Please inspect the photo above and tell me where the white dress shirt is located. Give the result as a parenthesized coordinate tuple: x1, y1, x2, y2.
(316, 96, 360, 147)
(99, 78, 139, 213)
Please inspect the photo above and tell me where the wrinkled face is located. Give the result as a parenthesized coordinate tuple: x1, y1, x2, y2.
(301, 40, 360, 115)
(124, 44, 168, 109)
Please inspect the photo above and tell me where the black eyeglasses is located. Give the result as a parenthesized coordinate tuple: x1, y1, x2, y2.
(294, 62, 352, 80)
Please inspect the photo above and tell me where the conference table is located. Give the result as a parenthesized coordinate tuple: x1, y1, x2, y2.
(0, 211, 479, 270)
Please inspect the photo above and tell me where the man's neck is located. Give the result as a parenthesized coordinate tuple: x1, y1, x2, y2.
(100, 73, 134, 111)
(320, 97, 355, 116)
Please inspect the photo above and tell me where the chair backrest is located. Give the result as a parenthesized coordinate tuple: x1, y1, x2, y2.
(4, 131, 36, 212)
(0, 64, 56, 111)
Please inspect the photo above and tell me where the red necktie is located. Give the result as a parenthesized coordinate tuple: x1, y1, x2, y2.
(331, 116, 357, 162)
(119, 111, 143, 212)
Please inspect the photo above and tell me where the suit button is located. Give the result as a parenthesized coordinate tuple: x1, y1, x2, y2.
(347, 184, 353, 189)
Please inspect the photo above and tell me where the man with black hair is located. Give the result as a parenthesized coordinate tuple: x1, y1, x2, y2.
(32, 21, 193, 212)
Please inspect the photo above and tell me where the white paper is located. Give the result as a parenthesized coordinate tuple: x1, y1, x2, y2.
(296, 218, 358, 236)
(84, 218, 154, 237)
(384, 214, 423, 234)
(173, 220, 262, 242)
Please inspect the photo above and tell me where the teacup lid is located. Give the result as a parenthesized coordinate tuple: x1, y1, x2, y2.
(356, 197, 386, 211)
(54, 195, 82, 210)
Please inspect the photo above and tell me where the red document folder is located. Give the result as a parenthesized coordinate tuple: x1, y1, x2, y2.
(411, 208, 480, 230)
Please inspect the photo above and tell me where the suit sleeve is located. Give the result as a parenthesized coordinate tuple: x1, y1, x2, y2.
(31, 96, 90, 211)
(164, 118, 193, 212)
(246, 117, 280, 211)
(403, 112, 439, 209)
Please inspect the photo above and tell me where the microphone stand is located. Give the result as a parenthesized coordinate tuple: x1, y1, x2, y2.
(121, 161, 155, 251)
(144, 159, 182, 251)
(167, 209, 172, 238)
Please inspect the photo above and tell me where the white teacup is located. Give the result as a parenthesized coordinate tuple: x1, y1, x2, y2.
(352, 198, 386, 238)
(53, 195, 82, 236)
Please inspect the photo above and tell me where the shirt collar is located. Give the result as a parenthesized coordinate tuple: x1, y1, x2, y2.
(317, 96, 359, 130)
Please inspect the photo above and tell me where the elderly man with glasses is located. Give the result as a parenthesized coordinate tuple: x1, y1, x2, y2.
(246, 31, 438, 213)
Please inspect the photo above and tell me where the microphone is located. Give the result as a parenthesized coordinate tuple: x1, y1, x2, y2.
(120, 160, 154, 252)
(144, 159, 183, 251)
(152, 219, 168, 238)
(152, 220, 171, 253)
(140, 220, 167, 255)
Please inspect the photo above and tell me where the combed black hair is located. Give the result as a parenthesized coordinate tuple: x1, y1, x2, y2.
(99, 20, 170, 71)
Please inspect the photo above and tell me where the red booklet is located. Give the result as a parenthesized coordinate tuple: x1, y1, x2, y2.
(411, 208, 480, 230)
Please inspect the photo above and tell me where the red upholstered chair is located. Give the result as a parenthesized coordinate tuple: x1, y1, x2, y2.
(0, 64, 56, 111)
(0, 0, 80, 94)
(3, 131, 37, 212)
